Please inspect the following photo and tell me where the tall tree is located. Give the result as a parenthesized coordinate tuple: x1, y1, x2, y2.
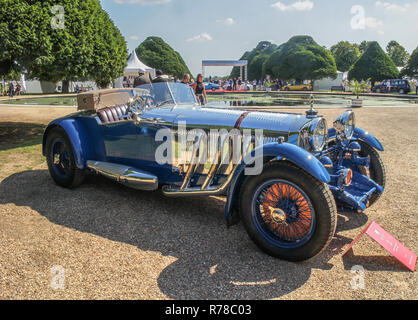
(349, 41, 399, 86)
(386, 41, 409, 67)
(0, 1, 50, 77)
(330, 41, 360, 72)
(135, 36, 191, 79)
(0, 0, 128, 91)
(230, 41, 277, 80)
(264, 35, 337, 81)
(402, 47, 418, 78)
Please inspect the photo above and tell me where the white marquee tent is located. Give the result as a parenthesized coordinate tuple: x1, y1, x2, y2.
(113, 50, 155, 88)
(124, 50, 154, 76)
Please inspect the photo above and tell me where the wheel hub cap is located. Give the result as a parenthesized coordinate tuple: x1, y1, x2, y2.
(257, 181, 315, 243)
(268, 206, 287, 224)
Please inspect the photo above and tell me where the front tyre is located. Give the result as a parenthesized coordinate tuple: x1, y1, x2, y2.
(46, 127, 85, 188)
(239, 162, 337, 262)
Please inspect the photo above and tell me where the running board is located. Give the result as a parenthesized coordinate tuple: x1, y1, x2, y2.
(86, 160, 158, 191)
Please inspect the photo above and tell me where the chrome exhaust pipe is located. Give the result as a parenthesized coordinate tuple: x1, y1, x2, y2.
(87, 160, 158, 191)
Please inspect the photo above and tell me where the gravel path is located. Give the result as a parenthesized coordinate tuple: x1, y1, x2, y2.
(0, 106, 416, 299)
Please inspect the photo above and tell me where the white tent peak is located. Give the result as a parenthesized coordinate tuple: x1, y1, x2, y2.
(125, 50, 154, 73)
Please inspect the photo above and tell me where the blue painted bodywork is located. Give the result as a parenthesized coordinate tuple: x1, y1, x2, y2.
(328, 127, 384, 151)
(224, 142, 330, 220)
(43, 85, 384, 224)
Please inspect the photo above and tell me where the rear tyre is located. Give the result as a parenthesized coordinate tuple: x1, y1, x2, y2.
(46, 127, 85, 188)
(239, 162, 337, 262)
(357, 141, 386, 206)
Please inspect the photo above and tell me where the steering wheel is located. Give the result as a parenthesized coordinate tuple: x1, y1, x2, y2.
(142, 94, 155, 108)
(127, 95, 145, 114)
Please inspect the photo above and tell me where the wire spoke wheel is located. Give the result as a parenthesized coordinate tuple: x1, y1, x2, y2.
(239, 162, 336, 261)
(252, 179, 316, 248)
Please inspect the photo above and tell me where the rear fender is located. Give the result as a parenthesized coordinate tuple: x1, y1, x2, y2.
(224, 142, 330, 225)
(43, 118, 91, 169)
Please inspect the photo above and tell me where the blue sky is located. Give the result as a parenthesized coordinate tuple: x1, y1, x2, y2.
(100, 0, 418, 77)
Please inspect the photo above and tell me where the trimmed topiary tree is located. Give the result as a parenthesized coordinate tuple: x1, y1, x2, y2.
(349, 41, 399, 86)
(135, 36, 191, 79)
(263, 35, 337, 82)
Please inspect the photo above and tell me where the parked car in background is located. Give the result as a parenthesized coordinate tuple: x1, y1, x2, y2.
(283, 81, 312, 91)
(204, 82, 220, 91)
(372, 79, 411, 94)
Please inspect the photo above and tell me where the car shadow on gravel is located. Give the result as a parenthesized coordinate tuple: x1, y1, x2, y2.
(0, 169, 372, 299)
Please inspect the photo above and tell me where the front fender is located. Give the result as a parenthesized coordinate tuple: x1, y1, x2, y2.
(328, 127, 384, 152)
(353, 127, 384, 151)
(224, 142, 330, 224)
(43, 118, 91, 169)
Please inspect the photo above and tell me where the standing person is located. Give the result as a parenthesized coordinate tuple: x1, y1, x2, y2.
(134, 71, 151, 87)
(415, 80, 418, 94)
(193, 74, 207, 105)
(9, 82, 14, 98)
(152, 70, 169, 83)
(252, 79, 257, 91)
(181, 73, 191, 85)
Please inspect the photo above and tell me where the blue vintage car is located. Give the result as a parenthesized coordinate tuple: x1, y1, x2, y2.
(43, 82, 385, 262)
(204, 82, 221, 91)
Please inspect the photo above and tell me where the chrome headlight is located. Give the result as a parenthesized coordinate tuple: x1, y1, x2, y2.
(299, 117, 328, 153)
(333, 110, 355, 140)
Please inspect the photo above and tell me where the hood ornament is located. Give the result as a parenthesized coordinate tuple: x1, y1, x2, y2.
(306, 94, 318, 118)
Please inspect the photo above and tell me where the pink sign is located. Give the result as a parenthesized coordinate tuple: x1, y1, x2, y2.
(342, 221, 417, 272)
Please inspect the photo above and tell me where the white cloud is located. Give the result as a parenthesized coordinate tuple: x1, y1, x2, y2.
(365, 17, 384, 29)
(375, 1, 413, 13)
(216, 18, 235, 25)
(114, 0, 171, 5)
(186, 33, 213, 42)
(129, 35, 140, 41)
(271, 0, 314, 11)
